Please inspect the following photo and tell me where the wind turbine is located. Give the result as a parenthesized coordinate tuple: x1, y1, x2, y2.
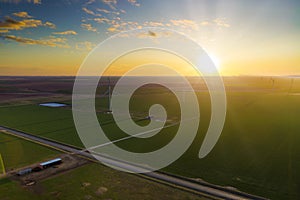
(107, 76, 112, 114)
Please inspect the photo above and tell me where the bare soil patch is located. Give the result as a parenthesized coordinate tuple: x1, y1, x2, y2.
(11, 154, 89, 185)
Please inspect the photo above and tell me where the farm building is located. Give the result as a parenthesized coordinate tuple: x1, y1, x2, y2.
(40, 158, 62, 169)
(32, 166, 43, 172)
(17, 168, 32, 176)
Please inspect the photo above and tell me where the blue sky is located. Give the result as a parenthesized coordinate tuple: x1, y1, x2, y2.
(0, 0, 299, 75)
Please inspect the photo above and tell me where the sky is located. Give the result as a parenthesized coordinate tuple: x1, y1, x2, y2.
(0, 0, 299, 76)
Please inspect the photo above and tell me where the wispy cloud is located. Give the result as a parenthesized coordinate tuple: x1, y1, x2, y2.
(80, 0, 230, 36)
(94, 17, 110, 24)
(81, 23, 97, 32)
(53, 30, 77, 35)
(135, 30, 173, 39)
(143, 21, 164, 27)
(76, 41, 95, 51)
(81, 0, 229, 36)
(12, 11, 32, 18)
(44, 21, 56, 29)
(0, 15, 56, 33)
(213, 18, 230, 28)
(0, 0, 41, 4)
(98, 17, 230, 34)
(2, 35, 69, 48)
(0, 29, 9, 33)
(102, 0, 117, 10)
(127, 0, 140, 7)
(82, 7, 101, 16)
(85, 0, 95, 5)
(170, 19, 199, 30)
(97, 8, 110, 14)
(96, 8, 120, 15)
(0, 17, 43, 30)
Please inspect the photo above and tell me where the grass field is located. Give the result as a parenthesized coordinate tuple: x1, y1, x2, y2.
(0, 76, 299, 199)
(0, 154, 5, 175)
(0, 105, 82, 148)
(0, 132, 59, 172)
(0, 163, 207, 200)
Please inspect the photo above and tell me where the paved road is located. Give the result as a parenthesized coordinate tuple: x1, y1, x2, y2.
(0, 125, 268, 200)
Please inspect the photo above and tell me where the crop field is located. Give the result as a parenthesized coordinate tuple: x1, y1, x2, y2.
(0, 105, 83, 148)
(0, 132, 59, 172)
(0, 163, 206, 200)
(0, 76, 300, 199)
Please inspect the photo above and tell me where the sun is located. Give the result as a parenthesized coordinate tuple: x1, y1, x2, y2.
(208, 54, 221, 71)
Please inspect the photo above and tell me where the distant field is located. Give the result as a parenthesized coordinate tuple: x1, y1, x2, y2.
(0, 76, 73, 106)
(0, 76, 300, 199)
(0, 132, 59, 171)
(0, 163, 207, 200)
(0, 105, 83, 148)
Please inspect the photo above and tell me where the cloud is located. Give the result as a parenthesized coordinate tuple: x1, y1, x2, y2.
(170, 19, 199, 30)
(102, 0, 117, 10)
(0, 17, 42, 30)
(82, 7, 101, 16)
(0, 16, 56, 33)
(82, 2, 229, 37)
(127, 0, 140, 7)
(94, 17, 110, 24)
(81, 23, 97, 32)
(105, 20, 140, 33)
(0, 29, 9, 33)
(44, 21, 56, 29)
(76, 41, 95, 51)
(97, 8, 110, 14)
(13, 11, 32, 18)
(87, 15, 230, 37)
(213, 18, 230, 27)
(200, 21, 210, 26)
(102, 0, 116, 3)
(53, 30, 77, 35)
(107, 26, 118, 32)
(168, 18, 230, 30)
(135, 30, 173, 39)
(0, 0, 41, 4)
(85, 0, 95, 5)
(96, 8, 120, 16)
(144, 21, 164, 27)
(2, 34, 69, 48)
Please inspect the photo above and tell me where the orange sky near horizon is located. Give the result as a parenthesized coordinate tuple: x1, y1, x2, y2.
(0, 0, 299, 76)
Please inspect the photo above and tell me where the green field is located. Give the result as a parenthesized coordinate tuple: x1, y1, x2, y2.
(0, 132, 59, 172)
(0, 77, 300, 199)
(0, 154, 5, 175)
(0, 163, 206, 200)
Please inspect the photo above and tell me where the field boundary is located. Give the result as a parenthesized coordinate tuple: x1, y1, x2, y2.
(0, 154, 5, 176)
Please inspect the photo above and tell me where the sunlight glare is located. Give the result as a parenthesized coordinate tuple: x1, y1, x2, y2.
(208, 54, 221, 71)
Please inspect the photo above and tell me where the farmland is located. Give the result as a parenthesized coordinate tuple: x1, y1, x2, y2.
(0, 163, 206, 200)
(0, 132, 59, 172)
(0, 76, 300, 199)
